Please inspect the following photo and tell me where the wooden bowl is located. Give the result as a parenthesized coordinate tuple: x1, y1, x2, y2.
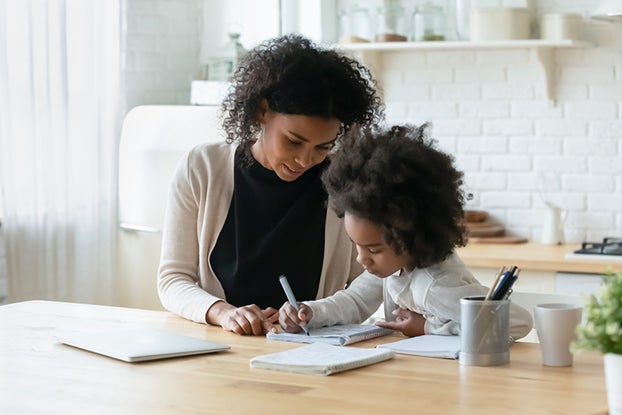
(464, 210, 488, 223)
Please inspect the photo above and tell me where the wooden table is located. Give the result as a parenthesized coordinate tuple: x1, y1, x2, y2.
(0, 301, 608, 414)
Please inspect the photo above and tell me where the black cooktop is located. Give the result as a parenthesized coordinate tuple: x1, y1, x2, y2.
(574, 237, 622, 256)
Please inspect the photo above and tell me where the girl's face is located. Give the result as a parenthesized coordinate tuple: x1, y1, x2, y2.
(251, 106, 341, 182)
(344, 212, 414, 278)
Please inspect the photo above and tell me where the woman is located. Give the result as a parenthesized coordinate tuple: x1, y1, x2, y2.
(157, 34, 384, 335)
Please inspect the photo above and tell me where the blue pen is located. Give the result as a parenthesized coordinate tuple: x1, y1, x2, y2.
(491, 267, 519, 301)
(503, 269, 520, 300)
(490, 270, 512, 301)
(279, 275, 310, 336)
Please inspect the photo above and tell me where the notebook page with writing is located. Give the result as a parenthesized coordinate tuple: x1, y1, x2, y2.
(267, 324, 393, 346)
(377, 335, 461, 359)
(250, 342, 395, 375)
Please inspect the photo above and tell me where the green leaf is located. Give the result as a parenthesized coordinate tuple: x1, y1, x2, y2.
(573, 271, 622, 354)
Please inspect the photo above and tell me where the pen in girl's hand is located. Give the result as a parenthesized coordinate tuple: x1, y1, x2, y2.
(279, 275, 310, 336)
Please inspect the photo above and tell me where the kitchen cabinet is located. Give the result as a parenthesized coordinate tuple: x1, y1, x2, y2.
(337, 39, 594, 106)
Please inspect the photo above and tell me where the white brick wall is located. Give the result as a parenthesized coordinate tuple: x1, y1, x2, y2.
(122, 0, 203, 112)
(381, 44, 622, 243)
(330, 0, 620, 245)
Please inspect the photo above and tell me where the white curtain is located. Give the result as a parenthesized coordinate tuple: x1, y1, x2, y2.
(0, 0, 121, 304)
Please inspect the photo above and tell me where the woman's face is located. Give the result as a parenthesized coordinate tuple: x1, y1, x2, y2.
(344, 212, 414, 278)
(252, 107, 341, 182)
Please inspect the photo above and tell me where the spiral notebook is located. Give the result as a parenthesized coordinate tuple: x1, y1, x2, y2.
(266, 324, 393, 346)
(250, 342, 395, 375)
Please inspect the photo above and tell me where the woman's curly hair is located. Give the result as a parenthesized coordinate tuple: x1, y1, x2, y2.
(221, 34, 384, 159)
(322, 124, 467, 269)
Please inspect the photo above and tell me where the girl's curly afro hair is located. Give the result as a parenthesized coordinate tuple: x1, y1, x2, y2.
(220, 34, 384, 158)
(322, 124, 468, 269)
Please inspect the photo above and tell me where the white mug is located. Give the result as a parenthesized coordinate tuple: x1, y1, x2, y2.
(535, 303, 582, 366)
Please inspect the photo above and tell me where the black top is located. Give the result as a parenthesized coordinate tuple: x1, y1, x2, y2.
(210, 148, 327, 309)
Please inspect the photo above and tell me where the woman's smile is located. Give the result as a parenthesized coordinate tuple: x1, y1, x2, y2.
(251, 108, 341, 182)
(283, 163, 304, 178)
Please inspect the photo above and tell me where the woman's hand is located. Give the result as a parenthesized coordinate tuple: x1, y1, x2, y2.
(278, 301, 313, 333)
(375, 307, 426, 337)
(206, 301, 278, 335)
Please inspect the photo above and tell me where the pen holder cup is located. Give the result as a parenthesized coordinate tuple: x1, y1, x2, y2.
(459, 296, 510, 366)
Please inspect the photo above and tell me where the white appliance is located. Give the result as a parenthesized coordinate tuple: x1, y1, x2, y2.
(117, 105, 223, 309)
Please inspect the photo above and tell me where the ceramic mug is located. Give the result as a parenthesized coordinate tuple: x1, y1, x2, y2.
(535, 303, 582, 366)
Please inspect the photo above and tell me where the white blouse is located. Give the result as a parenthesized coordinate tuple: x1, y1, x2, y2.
(305, 252, 533, 341)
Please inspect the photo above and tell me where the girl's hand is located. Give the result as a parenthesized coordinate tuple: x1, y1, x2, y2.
(278, 301, 313, 333)
(375, 307, 426, 337)
(207, 302, 277, 335)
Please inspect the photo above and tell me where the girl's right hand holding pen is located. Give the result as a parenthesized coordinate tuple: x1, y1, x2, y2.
(278, 302, 313, 333)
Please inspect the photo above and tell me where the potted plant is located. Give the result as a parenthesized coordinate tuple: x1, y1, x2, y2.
(573, 271, 622, 415)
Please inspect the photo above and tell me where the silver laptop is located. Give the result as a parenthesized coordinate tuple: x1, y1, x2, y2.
(60, 326, 230, 362)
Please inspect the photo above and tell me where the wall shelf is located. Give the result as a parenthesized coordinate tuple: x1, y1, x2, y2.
(337, 39, 595, 106)
(337, 39, 593, 52)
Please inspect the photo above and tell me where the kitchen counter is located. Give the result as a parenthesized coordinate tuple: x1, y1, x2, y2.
(456, 242, 622, 274)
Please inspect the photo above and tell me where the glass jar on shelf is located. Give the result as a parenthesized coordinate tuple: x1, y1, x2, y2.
(338, 5, 372, 43)
(204, 32, 247, 81)
(412, 2, 446, 41)
(374, 0, 408, 42)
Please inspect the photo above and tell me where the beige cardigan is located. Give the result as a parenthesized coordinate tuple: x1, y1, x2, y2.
(157, 141, 363, 324)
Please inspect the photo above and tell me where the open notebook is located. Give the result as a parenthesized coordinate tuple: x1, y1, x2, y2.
(250, 342, 395, 375)
(59, 326, 230, 362)
(376, 335, 461, 359)
(267, 324, 393, 346)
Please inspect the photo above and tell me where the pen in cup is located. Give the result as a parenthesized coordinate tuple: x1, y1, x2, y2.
(278, 275, 310, 336)
(491, 266, 519, 301)
(485, 266, 506, 301)
(503, 268, 520, 300)
(468, 265, 519, 360)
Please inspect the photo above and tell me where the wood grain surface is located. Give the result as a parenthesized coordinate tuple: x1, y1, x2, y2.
(457, 242, 622, 273)
(468, 236, 529, 244)
(0, 300, 610, 415)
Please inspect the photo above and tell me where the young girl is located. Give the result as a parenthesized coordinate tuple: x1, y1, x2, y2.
(157, 34, 385, 335)
(278, 124, 533, 341)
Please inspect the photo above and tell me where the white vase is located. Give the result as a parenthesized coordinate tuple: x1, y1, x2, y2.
(455, 0, 471, 40)
(605, 353, 622, 415)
